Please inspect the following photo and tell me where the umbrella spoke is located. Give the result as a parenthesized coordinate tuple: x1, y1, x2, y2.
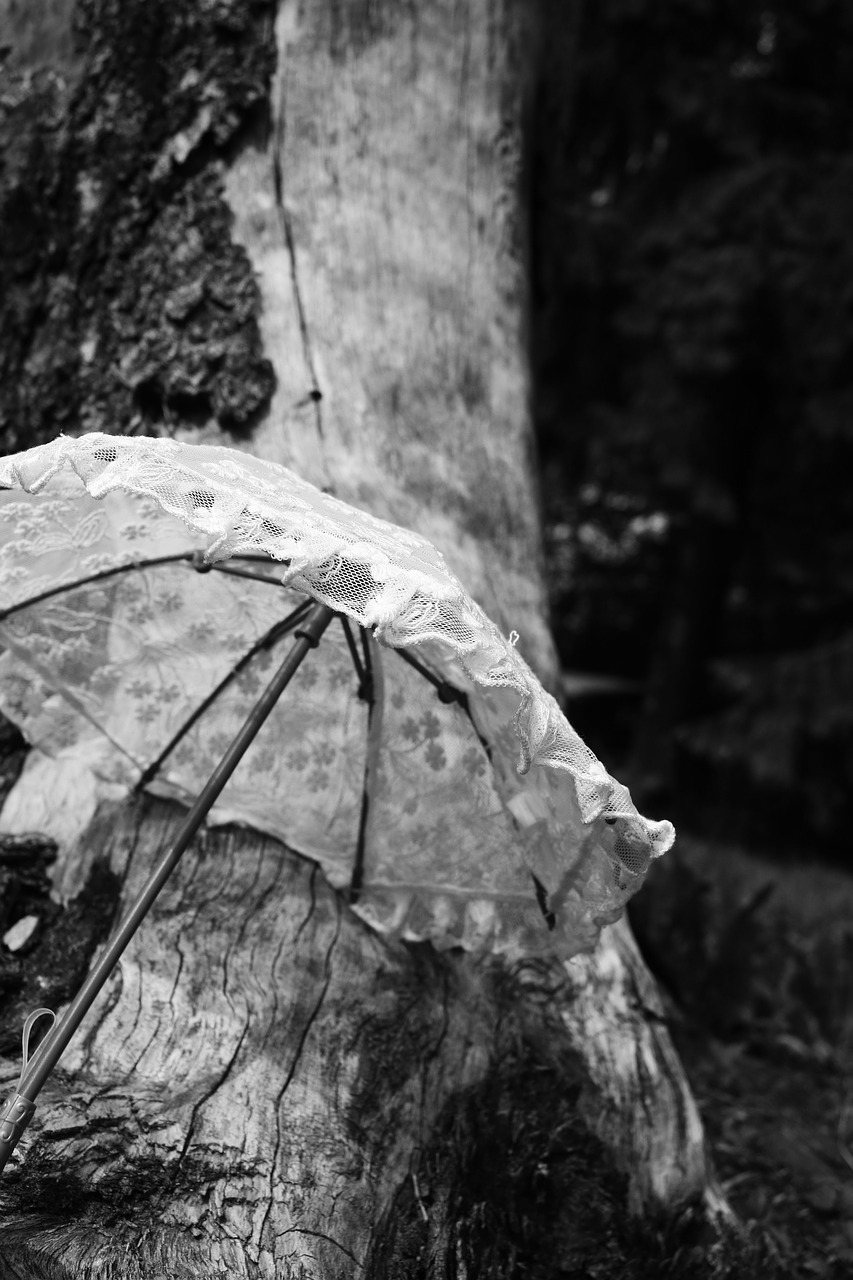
(360, 627, 373, 694)
(208, 562, 291, 587)
(135, 597, 315, 790)
(350, 628, 377, 904)
(0, 553, 198, 622)
(339, 614, 368, 693)
(0, 553, 287, 623)
(395, 647, 493, 761)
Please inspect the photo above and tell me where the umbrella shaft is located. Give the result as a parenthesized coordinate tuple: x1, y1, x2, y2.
(1, 601, 335, 1164)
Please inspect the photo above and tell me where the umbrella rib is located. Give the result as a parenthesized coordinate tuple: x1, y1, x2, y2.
(135, 597, 315, 791)
(395, 646, 457, 696)
(394, 648, 493, 760)
(208, 563, 291, 587)
(359, 627, 372, 685)
(339, 615, 367, 689)
(216, 554, 284, 564)
(349, 627, 376, 904)
(0, 553, 198, 622)
(0, 553, 288, 622)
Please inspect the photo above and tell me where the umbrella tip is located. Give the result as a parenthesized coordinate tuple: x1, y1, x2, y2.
(191, 550, 214, 573)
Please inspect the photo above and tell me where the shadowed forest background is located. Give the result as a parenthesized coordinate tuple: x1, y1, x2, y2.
(532, 2, 853, 1273)
(534, 0, 853, 854)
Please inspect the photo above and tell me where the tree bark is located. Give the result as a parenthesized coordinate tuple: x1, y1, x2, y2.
(0, 1, 731, 1275)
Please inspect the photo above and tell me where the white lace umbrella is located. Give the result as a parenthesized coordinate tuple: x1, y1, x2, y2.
(0, 432, 674, 949)
(0, 434, 673, 1165)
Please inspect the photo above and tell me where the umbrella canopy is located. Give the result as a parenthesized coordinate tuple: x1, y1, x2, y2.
(0, 433, 674, 958)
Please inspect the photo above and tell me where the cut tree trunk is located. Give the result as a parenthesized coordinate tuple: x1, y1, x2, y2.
(0, 1, 731, 1276)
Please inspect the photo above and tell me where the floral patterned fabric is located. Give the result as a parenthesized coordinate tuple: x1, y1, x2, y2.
(0, 434, 674, 956)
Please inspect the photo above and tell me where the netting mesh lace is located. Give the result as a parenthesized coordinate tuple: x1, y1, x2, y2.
(0, 433, 674, 957)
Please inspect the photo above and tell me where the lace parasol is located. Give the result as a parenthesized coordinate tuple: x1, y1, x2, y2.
(0, 432, 674, 959)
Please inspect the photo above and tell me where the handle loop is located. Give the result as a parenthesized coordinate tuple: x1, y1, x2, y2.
(16, 1008, 56, 1095)
(0, 1009, 56, 1172)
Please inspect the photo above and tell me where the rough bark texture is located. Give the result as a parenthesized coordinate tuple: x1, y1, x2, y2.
(220, 0, 554, 668)
(0, 0, 278, 449)
(1, 1, 731, 1276)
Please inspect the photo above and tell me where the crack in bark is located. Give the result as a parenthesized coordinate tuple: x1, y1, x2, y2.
(75, 806, 149, 1074)
(169, 935, 186, 1010)
(175, 1018, 251, 1170)
(220, 853, 255, 1027)
(278, 1226, 363, 1268)
(110, 947, 145, 1071)
(233, 850, 288, 952)
(272, 60, 325, 449)
(126, 1011, 164, 1079)
(624, 950, 693, 1151)
(415, 964, 452, 1151)
(278, 897, 340, 1105)
(257, 900, 288, 1062)
(259, 893, 342, 1258)
(294, 862, 318, 945)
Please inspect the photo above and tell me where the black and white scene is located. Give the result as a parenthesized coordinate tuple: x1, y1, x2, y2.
(0, 2, 851, 1277)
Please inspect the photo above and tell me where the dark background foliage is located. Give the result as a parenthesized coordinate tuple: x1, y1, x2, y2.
(532, 0, 853, 857)
(530, 9, 853, 1269)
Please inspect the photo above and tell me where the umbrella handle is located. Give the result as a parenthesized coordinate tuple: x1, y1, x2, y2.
(0, 601, 335, 1175)
(0, 1009, 56, 1167)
